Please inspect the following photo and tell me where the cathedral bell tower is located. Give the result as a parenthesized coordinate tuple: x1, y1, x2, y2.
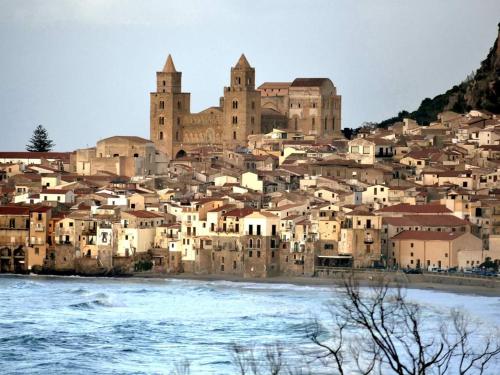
(150, 55, 190, 159)
(223, 54, 261, 149)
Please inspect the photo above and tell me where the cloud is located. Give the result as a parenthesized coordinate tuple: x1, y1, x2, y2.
(0, 0, 219, 27)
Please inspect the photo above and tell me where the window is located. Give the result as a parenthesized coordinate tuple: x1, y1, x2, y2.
(159, 117, 164, 125)
(251, 116, 255, 125)
(9, 218, 15, 228)
(233, 261, 237, 269)
(256, 225, 261, 235)
(177, 117, 181, 125)
(176, 131, 179, 141)
(159, 131, 163, 140)
(177, 101, 181, 110)
(257, 251, 261, 258)
(249, 224, 253, 235)
(232, 100, 238, 109)
(159, 101, 164, 109)
(312, 102, 316, 108)
(249, 250, 253, 257)
(162, 80, 166, 86)
(410, 243, 414, 248)
(312, 117, 315, 128)
(233, 131, 236, 140)
(251, 101, 255, 110)
(232, 116, 238, 124)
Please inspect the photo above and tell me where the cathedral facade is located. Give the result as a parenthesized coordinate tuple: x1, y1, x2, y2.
(150, 54, 341, 159)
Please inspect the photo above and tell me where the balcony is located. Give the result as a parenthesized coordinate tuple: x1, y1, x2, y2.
(364, 236, 374, 244)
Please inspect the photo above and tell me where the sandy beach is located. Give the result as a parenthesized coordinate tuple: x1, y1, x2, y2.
(130, 272, 500, 297)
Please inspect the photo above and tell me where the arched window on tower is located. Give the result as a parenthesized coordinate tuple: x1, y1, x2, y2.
(159, 117, 164, 125)
(251, 101, 255, 110)
(312, 117, 315, 129)
(294, 118, 298, 130)
(324, 117, 327, 130)
(176, 131, 179, 141)
(232, 116, 238, 124)
(232, 100, 238, 109)
(159, 101, 165, 109)
(233, 131, 236, 140)
(177, 117, 181, 125)
(251, 116, 255, 125)
(159, 132, 163, 140)
(177, 101, 182, 110)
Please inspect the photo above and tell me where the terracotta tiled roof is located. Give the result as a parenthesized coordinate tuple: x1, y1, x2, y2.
(383, 215, 469, 227)
(375, 203, 452, 214)
(42, 189, 70, 194)
(0, 206, 30, 215)
(258, 82, 291, 89)
(223, 208, 255, 218)
(124, 210, 163, 218)
(0, 152, 72, 162)
(291, 78, 330, 87)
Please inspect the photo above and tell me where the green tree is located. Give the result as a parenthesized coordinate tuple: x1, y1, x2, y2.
(26, 125, 55, 152)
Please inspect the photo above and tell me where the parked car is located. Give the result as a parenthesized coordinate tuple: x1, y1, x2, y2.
(403, 268, 423, 274)
(429, 267, 443, 273)
(447, 267, 458, 274)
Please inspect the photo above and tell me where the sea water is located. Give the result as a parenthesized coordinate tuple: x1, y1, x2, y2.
(0, 275, 499, 374)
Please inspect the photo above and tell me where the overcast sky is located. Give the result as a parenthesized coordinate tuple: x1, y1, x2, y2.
(0, 0, 499, 151)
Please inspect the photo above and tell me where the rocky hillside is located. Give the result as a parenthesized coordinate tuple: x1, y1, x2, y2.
(378, 23, 500, 128)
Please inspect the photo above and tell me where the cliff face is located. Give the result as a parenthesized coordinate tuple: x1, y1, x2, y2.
(463, 23, 500, 113)
(378, 24, 500, 128)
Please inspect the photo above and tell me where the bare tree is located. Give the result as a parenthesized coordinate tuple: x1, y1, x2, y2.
(230, 342, 310, 375)
(305, 275, 500, 374)
(170, 359, 190, 375)
(172, 276, 500, 374)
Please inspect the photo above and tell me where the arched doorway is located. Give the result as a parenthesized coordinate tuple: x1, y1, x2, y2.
(175, 150, 187, 159)
(0, 248, 11, 273)
(13, 247, 25, 273)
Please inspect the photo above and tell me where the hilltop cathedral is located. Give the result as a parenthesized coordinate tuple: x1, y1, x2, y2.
(150, 54, 342, 159)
